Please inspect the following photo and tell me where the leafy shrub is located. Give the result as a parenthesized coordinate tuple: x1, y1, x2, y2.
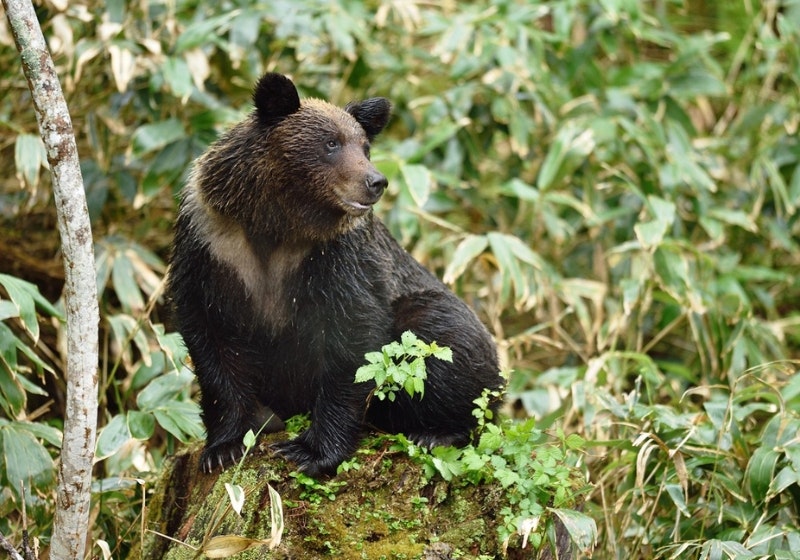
(355, 330, 453, 402)
(356, 331, 592, 553)
(0, 274, 62, 529)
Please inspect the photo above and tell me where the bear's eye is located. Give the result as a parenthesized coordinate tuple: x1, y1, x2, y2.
(363, 144, 371, 159)
(325, 139, 339, 152)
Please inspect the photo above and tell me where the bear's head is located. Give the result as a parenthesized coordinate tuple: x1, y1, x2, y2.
(247, 73, 392, 239)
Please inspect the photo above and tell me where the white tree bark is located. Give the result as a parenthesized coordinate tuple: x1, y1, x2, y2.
(2, 1, 99, 558)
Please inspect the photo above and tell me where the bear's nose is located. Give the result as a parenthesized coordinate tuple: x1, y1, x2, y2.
(366, 171, 388, 198)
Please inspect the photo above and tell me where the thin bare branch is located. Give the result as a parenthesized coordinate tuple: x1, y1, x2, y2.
(0, 531, 24, 560)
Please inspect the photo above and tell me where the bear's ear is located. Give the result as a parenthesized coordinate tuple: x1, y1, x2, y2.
(345, 98, 392, 141)
(253, 73, 301, 126)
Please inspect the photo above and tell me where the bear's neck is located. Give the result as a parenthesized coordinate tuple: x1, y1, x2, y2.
(251, 202, 373, 246)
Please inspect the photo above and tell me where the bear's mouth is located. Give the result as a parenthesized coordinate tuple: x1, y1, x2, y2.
(342, 199, 375, 215)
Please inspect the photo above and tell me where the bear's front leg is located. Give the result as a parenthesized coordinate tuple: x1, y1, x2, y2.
(271, 380, 367, 477)
(201, 391, 284, 473)
(182, 317, 285, 472)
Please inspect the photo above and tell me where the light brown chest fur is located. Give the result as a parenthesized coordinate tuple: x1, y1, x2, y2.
(183, 183, 308, 329)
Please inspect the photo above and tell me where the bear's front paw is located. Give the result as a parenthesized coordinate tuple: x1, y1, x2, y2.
(271, 436, 340, 478)
(200, 440, 247, 473)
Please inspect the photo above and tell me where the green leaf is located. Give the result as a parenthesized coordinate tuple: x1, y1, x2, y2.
(14, 421, 61, 448)
(324, 10, 358, 61)
(403, 375, 418, 398)
(0, 273, 61, 340)
(700, 540, 759, 560)
(665, 483, 690, 517)
(373, 366, 388, 388)
(0, 325, 28, 416)
(634, 196, 676, 248)
(707, 208, 757, 233)
(537, 135, 568, 191)
(400, 330, 418, 350)
(225, 482, 246, 516)
(537, 124, 595, 190)
(667, 65, 727, 99)
(460, 447, 489, 471)
(0, 423, 56, 499)
(412, 376, 425, 397)
(487, 233, 521, 305)
(698, 216, 724, 242)
(153, 401, 204, 442)
(550, 508, 597, 554)
(382, 340, 402, 359)
(431, 446, 463, 481)
(500, 178, 540, 202)
(96, 414, 131, 460)
(409, 357, 427, 379)
(364, 351, 383, 364)
(174, 11, 240, 53)
(355, 362, 384, 383)
(620, 278, 641, 316)
(107, 314, 151, 368)
(131, 119, 186, 157)
(487, 232, 545, 307)
(141, 137, 192, 203)
(132, 352, 167, 391)
(564, 433, 586, 450)
(0, 301, 17, 322)
(94, 243, 114, 298)
(768, 465, 800, 500)
(243, 429, 257, 449)
(162, 56, 193, 100)
(136, 371, 194, 411)
(495, 467, 521, 488)
(14, 134, 47, 189)
(432, 346, 453, 362)
(634, 220, 667, 249)
(408, 118, 470, 162)
(746, 446, 780, 503)
(653, 245, 690, 301)
(756, 154, 793, 216)
(92, 477, 138, 494)
(111, 256, 146, 314)
(478, 428, 505, 452)
(443, 235, 488, 284)
(789, 162, 800, 208)
(230, 10, 260, 48)
(153, 324, 189, 373)
(127, 410, 156, 440)
(648, 195, 676, 224)
(729, 265, 790, 283)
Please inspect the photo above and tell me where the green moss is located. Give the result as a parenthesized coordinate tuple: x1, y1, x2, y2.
(140, 433, 570, 559)
(439, 519, 487, 554)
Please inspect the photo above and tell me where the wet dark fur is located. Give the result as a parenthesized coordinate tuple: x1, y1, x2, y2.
(168, 73, 503, 476)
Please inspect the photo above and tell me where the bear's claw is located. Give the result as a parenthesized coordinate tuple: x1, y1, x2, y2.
(201, 441, 247, 473)
(271, 438, 338, 478)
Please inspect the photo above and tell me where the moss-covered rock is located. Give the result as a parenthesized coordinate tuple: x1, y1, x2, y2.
(136, 435, 572, 559)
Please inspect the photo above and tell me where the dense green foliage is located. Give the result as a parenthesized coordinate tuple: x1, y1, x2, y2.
(1, 0, 799, 558)
(355, 331, 593, 552)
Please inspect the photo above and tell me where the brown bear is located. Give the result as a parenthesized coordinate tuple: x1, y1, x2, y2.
(168, 72, 503, 476)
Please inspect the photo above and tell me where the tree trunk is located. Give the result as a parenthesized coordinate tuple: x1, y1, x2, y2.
(2, 1, 99, 558)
